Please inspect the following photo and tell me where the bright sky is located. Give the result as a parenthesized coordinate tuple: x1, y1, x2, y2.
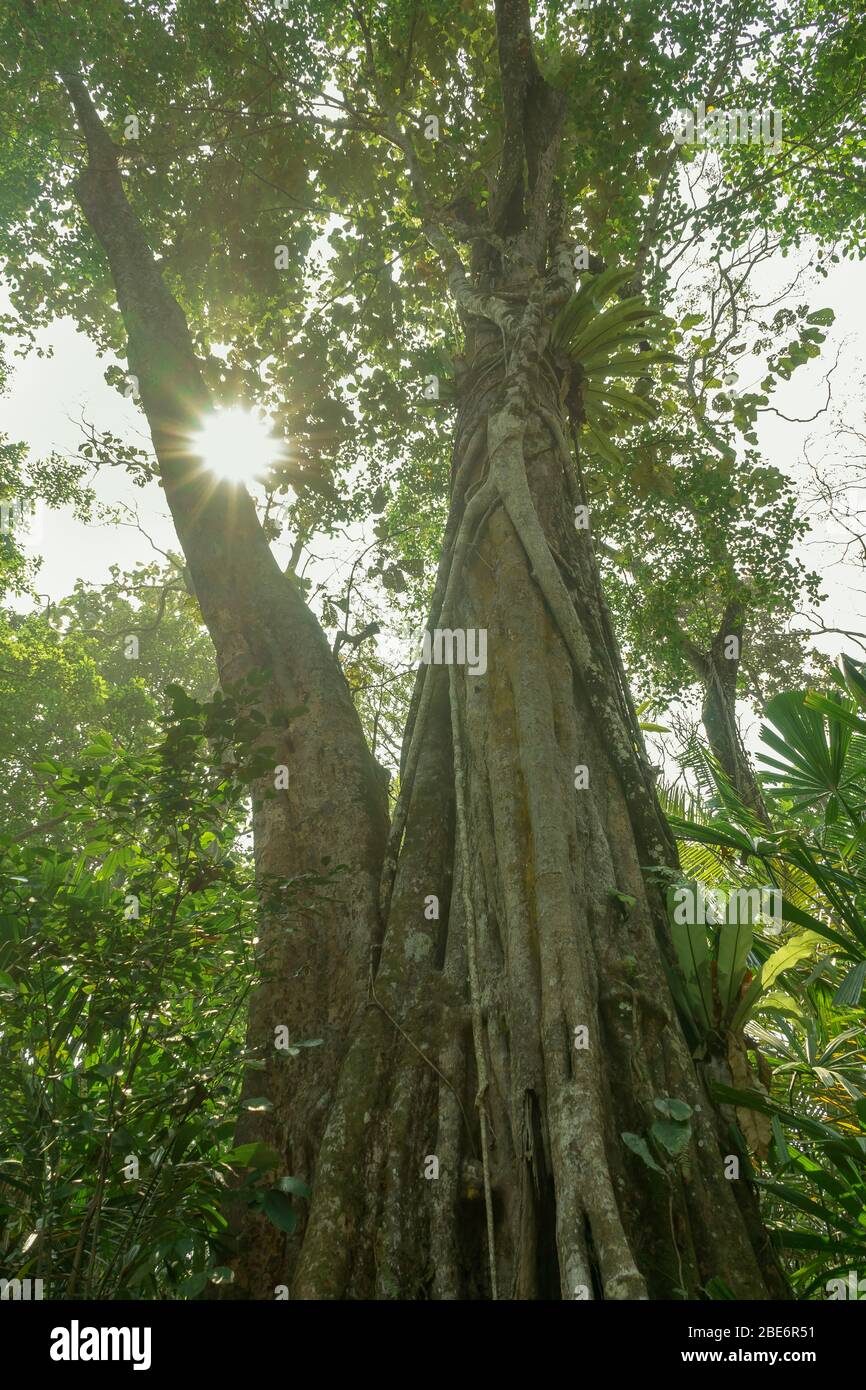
(2, 313, 174, 594)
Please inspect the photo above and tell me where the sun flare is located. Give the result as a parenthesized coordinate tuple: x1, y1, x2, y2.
(191, 407, 282, 483)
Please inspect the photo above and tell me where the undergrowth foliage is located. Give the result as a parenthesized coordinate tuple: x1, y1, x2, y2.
(667, 658, 866, 1298)
(0, 686, 317, 1299)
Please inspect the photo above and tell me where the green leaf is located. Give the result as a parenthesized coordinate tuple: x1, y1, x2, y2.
(650, 1119, 691, 1158)
(276, 1175, 311, 1198)
(622, 1131, 665, 1174)
(755, 1179, 855, 1232)
(775, 1231, 863, 1255)
(668, 816, 754, 854)
(731, 931, 822, 1030)
(704, 1275, 737, 1300)
(717, 916, 752, 1020)
(833, 961, 866, 1008)
(668, 885, 714, 1030)
(760, 690, 857, 816)
(841, 654, 866, 711)
(261, 1188, 298, 1234)
(802, 691, 866, 736)
(653, 1097, 692, 1121)
(225, 1141, 281, 1170)
(609, 889, 636, 912)
(777, 896, 859, 958)
(710, 1082, 844, 1146)
(760, 932, 822, 991)
(179, 1270, 208, 1297)
(771, 1115, 790, 1167)
(582, 422, 626, 467)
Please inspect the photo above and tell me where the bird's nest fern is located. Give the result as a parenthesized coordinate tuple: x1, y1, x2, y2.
(551, 267, 679, 466)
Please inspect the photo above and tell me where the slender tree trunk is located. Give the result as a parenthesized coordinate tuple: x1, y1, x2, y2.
(57, 9, 788, 1299)
(59, 73, 389, 1296)
(684, 605, 772, 826)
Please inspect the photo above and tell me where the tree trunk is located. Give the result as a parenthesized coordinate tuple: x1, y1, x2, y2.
(685, 605, 772, 827)
(59, 73, 389, 1297)
(289, 298, 787, 1301)
(57, 18, 788, 1299)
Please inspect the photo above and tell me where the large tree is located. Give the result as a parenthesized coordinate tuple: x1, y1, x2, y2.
(4, 0, 865, 1299)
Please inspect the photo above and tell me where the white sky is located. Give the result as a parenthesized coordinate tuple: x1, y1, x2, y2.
(744, 253, 866, 655)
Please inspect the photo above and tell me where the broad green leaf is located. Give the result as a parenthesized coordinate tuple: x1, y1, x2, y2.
(621, 1131, 664, 1174)
(225, 1142, 282, 1171)
(731, 931, 822, 1031)
(261, 1188, 298, 1235)
(668, 884, 714, 1030)
(717, 916, 752, 1020)
(276, 1175, 311, 1198)
(653, 1097, 692, 1121)
(704, 1276, 736, 1300)
(178, 1271, 208, 1298)
(650, 1119, 691, 1158)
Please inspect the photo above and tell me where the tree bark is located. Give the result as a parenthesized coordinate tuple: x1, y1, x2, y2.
(684, 604, 772, 826)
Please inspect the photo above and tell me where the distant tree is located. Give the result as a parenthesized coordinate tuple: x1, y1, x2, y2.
(0, 559, 215, 834)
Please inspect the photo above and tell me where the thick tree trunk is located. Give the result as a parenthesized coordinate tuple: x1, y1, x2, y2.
(290, 303, 787, 1300)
